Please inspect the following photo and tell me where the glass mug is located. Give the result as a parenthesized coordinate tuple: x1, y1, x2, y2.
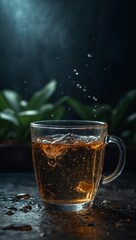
(30, 120, 126, 212)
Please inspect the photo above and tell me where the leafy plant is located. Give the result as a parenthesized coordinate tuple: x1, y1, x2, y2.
(0, 82, 135, 146)
(0, 80, 66, 144)
(67, 89, 136, 146)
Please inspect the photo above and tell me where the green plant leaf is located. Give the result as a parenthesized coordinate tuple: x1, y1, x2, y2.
(0, 91, 10, 110)
(18, 110, 41, 143)
(18, 110, 40, 126)
(66, 97, 112, 121)
(110, 89, 136, 132)
(0, 111, 19, 127)
(41, 105, 65, 120)
(25, 80, 57, 110)
(66, 97, 91, 119)
(0, 90, 22, 112)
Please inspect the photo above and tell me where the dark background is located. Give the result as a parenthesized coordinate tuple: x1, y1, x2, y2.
(0, 0, 135, 106)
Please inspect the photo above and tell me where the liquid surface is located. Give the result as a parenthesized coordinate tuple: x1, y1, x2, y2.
(32, 134, 105, 205)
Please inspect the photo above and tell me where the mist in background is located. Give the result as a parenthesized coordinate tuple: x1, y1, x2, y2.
(0, 0, 135, 106)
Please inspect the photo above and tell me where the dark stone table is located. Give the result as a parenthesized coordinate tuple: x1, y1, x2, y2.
(0, 172, 136, 240)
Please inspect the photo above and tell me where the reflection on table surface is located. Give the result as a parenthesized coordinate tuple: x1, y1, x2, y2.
(0, 173, 136, 240)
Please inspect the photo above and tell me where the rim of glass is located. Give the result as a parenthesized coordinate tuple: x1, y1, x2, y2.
(30, 120, 108, 129)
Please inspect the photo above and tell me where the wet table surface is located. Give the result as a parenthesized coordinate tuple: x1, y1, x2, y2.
(0, 172, 136, 240)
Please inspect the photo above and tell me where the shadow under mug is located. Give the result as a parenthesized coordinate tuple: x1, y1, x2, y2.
(30, 120, 126, 212)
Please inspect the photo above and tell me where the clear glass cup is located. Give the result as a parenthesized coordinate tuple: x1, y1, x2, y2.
(30, 120, 126, 212)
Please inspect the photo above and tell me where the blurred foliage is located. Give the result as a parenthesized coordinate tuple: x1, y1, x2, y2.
(67, 89, 136, 146)
(0, 80, 66, 144)
(0, 81, 136, 146)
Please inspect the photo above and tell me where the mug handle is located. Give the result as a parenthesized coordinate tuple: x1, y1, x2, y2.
(101, 135, 126, 184)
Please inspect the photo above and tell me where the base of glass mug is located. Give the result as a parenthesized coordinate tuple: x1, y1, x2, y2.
(44, 200, 94, 212)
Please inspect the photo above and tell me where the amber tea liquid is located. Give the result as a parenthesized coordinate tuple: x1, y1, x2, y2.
(32, 133, 105, 209)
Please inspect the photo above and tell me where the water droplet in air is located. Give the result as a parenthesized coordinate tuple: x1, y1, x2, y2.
(87, 53, 92, 58)
(77, 84, 82, 89)
(73, 69, 79, 75)
(93, 96, 98, 101)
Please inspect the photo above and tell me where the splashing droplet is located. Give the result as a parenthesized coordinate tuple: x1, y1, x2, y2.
(93, 96, 98, 101)
(87, 53, 92, 58)
(77, 84, 82, 89)
(73, 69, 79, 75)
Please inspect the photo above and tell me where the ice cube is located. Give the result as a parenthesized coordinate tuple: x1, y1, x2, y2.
(76, 181, 94, 193)
(51, 133, 78, 145)
(42, 144, 67, 160)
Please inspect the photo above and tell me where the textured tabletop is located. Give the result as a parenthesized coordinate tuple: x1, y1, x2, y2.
(0, 172, 136, 240)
